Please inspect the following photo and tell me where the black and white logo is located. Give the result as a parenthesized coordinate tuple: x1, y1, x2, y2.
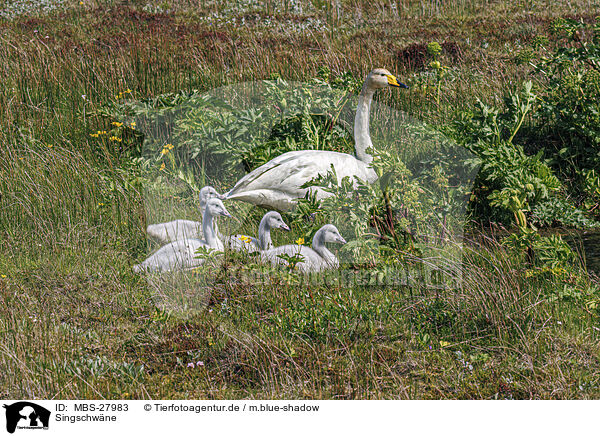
(3, 402, 50, 434)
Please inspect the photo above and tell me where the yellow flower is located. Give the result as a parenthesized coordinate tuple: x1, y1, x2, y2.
(239, 235, 252, 244)
(160, 163, 166, 171)
(130, 121, 136, 128)
(79, 1, 83, 4)
(89, 133, 99, 138)
(125, 89, 132, 93)
(112, 121, 123, 127)
(439, 341, 451, 348)
(109, 136, 122, 142)
(160, 144, 174, 154)
(295, 237, 304, 245)
(47, 144, 53, 148)
(1, 274, 6, 278)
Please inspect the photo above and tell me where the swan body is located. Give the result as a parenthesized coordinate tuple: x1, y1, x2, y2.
(132, 238, 207, 273)
(133, 198, 232, 273)
(146, 219, 202, 245)
(225, 68, 407, 211)
(260, 224, 346, 273)
(146, 186, 224, 244)
(225, 150, 377, 211)
(225, 211, 290, 252)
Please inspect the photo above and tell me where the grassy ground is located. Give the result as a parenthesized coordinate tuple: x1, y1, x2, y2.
(1, 0, 600, 399)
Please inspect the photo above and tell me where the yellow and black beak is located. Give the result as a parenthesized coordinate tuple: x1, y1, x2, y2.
(387, 74, 409, 88)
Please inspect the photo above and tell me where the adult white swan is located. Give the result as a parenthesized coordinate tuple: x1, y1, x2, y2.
(260, 224, 346, 273)
(225, 211, 290, 252)
(224, 68, 407, 211)
(146, 186, 225, 244)
(133, 198, 232, 273)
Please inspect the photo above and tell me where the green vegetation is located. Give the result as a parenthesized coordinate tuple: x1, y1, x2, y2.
(1, 0, 600, 399)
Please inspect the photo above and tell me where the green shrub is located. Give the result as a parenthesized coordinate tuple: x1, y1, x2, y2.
(454, 81, 596, 229)
(527, 18, 600, 211)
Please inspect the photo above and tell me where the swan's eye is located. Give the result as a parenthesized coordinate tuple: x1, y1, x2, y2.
(380, 73, 385, 76)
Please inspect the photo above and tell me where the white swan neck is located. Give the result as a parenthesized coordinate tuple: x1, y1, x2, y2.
(354, 85, 374, 164)
(258, 217, 272, 251)
(312, 231, 337, 265)
(202, 209, 222, 249)
(201, 205, 220, 236)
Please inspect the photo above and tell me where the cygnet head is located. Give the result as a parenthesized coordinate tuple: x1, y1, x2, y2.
(315, 224, 347, 245)
(365, 68, 408, 90)
(205, 198, 232, 218)
(199, 186, 225, 207)
(263, 211, 290, 231)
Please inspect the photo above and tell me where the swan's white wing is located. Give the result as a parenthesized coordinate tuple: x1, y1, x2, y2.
(134, 238, 207, 273)
(147, 219, 202, 244)
(226, 150, 376, 210)
(260, 245, 324, 272)
(225, 151, 308, 196)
